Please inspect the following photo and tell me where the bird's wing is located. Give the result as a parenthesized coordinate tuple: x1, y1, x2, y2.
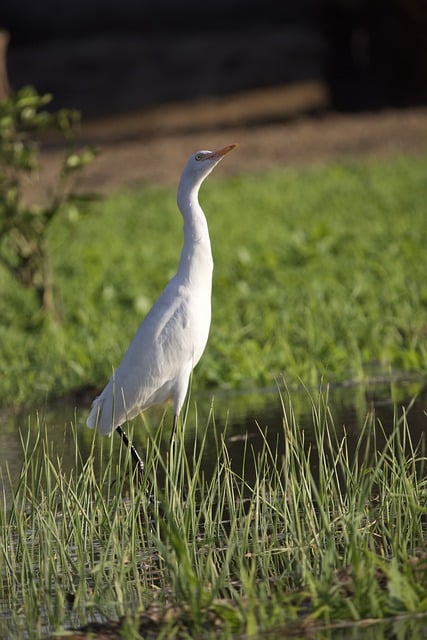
(87, 282, 195, 435)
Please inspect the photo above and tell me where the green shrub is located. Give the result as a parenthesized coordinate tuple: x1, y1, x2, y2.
(0, 86, 96, 315)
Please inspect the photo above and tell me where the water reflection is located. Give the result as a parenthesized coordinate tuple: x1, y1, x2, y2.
(1, 376, 426, 505)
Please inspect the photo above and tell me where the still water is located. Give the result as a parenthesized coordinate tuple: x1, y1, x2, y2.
(1, 375, 426, 501)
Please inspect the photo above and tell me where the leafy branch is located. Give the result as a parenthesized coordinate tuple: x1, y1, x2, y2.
(0, 85, 97, 316)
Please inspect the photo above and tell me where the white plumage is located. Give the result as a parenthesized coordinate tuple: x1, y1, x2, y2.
(87, 144, 237, 439)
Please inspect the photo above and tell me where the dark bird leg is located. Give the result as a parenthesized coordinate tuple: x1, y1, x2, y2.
(116, 425, 145, 477)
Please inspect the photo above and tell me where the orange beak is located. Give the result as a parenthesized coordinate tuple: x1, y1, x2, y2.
(206, 143, 238, 159)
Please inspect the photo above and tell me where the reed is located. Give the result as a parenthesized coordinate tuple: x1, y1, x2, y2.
(0, 389, 426, 638)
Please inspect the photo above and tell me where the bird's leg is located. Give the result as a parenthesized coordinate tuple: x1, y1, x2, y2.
(116, 425, 145, 478)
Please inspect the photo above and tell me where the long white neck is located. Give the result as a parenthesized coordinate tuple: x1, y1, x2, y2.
(176, 177, 213, 286)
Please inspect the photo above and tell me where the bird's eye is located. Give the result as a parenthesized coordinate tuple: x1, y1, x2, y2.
(195, 153, 204, 161)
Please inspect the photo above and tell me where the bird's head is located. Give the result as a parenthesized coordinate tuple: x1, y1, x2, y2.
(180, 143, 238, 188)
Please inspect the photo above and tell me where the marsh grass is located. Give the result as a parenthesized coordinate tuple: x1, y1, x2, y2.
(1, 390, 427, 638)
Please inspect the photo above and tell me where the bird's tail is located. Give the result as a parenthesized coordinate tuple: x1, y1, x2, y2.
(86, 387, 118, 436)
(86, 396, 102, 430)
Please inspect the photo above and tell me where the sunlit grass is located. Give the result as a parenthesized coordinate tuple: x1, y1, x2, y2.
(1, 389, 426, 638)
(1, 154, 427, 406)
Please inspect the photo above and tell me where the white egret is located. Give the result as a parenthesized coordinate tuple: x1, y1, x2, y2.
(87, 143, 238, 473)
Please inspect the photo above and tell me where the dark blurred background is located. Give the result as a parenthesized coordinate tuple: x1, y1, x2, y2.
(1, 0, 426, 117)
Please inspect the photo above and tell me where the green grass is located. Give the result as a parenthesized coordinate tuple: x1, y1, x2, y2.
(0, 389, 426, 638)
(1, 153, 427, 406)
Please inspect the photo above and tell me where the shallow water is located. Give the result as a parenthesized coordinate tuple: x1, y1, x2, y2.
(1, 374, 426, 503)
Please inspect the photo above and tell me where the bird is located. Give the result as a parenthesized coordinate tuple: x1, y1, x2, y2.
(87, 143, 238, 474)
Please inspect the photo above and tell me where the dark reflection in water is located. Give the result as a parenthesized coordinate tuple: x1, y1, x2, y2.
(1, 376, 426, 504)
(199, 377, 427, 486)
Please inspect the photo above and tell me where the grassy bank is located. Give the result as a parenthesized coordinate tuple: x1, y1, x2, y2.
(1, 153, 427, 406)
(0, 389, 426, 638)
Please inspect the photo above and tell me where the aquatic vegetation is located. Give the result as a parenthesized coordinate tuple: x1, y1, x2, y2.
(0, 389, 426, 638)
